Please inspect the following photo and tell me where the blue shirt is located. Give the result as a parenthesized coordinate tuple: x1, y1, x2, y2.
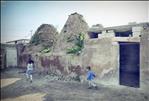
(87, 70, 96, 80)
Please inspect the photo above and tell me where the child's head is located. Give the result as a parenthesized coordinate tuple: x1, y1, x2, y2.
(28, 60, 33, 64)
(86, 66, 91, 71)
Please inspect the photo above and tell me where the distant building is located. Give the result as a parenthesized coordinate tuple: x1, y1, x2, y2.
(88, 22, 148, 39)
(1, 39, 29, 69)
(6, 39, 30, 45)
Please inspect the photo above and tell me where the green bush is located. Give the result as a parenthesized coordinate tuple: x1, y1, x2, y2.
(66, 46, 81, 54)
(40, 47, 51, 53)
(66, 33, 84, 55)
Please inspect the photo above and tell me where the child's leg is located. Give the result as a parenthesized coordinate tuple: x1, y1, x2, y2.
(91, 80, 97, 87)
(88, 80, 92, 87)
(29, 70, 33, 82)
(30, 74, 33, 81)
(26, 70, 29, 79)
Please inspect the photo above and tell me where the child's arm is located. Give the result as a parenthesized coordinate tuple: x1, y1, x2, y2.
(87, 72, 91, 80)
(27, 64, 29, 70)
(93, 74, 96, 78)
(93, 72, 96, 77)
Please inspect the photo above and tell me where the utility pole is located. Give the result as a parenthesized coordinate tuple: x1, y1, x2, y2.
(24, 30, 33, 39)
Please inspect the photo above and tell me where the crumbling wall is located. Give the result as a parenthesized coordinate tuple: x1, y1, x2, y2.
(1, 44, 7, 69)
(66, 55, 85, 75)
(37, 54, 85, 75)
(82, 38, 119, 85)
(18, 53, 30, 68)
(17, 43, 26, 67)
(38, 55, 64, 75)
(19, 13, 88, 77)
(20, 37, 119, 83)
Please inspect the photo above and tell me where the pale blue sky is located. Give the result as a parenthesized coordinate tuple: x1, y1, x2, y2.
(1, 1, 149, 43)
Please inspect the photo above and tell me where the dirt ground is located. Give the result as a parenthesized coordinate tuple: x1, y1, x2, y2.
(1, 68, 149, 101)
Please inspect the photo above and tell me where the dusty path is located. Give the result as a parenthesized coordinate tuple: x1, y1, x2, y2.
(1, 68, 149, 101)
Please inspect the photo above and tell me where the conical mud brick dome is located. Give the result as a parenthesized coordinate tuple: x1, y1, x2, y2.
(56, 12, 89, 53)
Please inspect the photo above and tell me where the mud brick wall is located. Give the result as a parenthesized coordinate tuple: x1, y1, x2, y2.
(82, 38, 119, 85)
(140, 28, 149, 90)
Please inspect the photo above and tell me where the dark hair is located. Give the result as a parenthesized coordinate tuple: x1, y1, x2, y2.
(28, 58, 34, 64)
(29, 60, 34, 64)
(86, 66, 91, 70)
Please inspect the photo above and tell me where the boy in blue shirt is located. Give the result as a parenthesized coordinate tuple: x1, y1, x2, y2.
(86, 66, 98, 89)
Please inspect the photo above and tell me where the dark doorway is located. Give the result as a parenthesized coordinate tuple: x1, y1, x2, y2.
(89, 32, 99, 38)
(119, 42, 140, 88)
(115, 30, 132, 37)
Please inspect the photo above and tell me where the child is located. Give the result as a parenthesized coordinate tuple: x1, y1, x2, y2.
(86, 66, 98, 89)
(26, 60, 34, 83)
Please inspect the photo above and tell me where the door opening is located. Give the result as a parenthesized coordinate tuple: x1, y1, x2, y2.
(119, 42, 140, 88)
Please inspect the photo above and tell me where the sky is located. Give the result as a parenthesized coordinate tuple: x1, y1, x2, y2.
(1, 1, 149, 43)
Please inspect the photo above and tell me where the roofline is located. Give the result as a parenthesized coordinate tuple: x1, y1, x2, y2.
(6, 39, 30, 43)
(103, 22, 149, 30)
(88, 22, 149, 32)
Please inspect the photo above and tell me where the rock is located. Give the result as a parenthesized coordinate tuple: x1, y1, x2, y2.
(55, 69, 61, 76)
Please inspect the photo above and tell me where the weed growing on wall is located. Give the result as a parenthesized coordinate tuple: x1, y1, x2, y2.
(66, 33, 84, 55)
(40, 47, 51, 53)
